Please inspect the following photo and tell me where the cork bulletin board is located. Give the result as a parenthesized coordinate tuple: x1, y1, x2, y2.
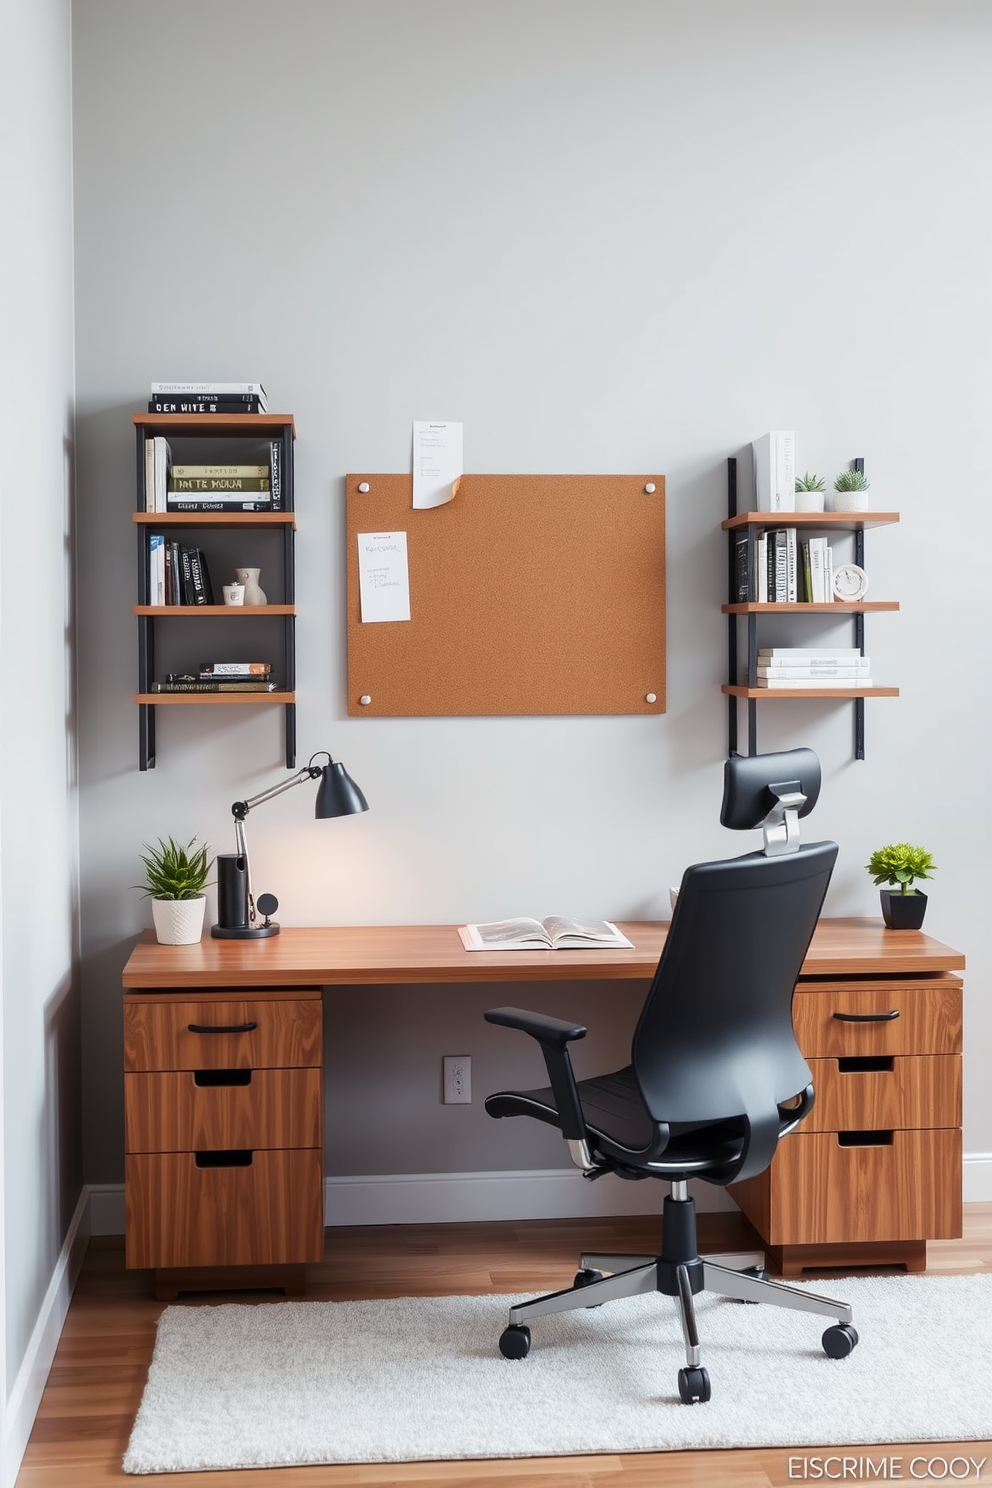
(345, 473, 666, 717)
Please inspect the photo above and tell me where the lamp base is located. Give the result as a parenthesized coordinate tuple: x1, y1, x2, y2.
(211, 922, 280, 939)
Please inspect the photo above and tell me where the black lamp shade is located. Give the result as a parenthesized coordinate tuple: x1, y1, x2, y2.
(315, 761, 369, 819)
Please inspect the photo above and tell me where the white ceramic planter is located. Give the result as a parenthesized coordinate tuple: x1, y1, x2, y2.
(831, 491, 871, 513)
(151, 895, 207, 945)
(794, 490, 826, 512)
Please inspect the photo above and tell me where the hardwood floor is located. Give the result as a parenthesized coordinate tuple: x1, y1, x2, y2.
(17, 1206, 992, 1488)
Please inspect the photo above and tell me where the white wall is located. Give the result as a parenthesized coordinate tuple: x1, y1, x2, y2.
(0, 0, 81, 1479)
(70, 2, 991, 1196)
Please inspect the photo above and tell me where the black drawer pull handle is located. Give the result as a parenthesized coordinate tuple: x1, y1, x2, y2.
(832, 1010, 900, 1023)
(187, 1021, 258, 1035)
(195, 1149, 253, 1168)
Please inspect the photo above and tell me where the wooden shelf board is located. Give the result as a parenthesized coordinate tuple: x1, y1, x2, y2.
(723, 601, 899, 614)
(722, 685, 899, 700)
(722, 511, 899, 531)
(133, 511, 295, 528)
(134, 692, 296, 706)
(133, 605, 294, 616)
(132, 413, 295, 437)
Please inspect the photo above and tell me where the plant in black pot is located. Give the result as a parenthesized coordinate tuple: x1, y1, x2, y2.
(865, 842, 936, 930)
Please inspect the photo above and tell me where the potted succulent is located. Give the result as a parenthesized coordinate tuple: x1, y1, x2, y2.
(794, 471, 826, 513)
(831, 467, 871, 513)
(865, 842, 936, 930)
(135, 836, 214, 945)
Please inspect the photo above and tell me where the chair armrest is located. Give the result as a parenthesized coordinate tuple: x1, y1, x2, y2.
(484, 1006, 588, 1141)
(484, 1006, 587, 1048)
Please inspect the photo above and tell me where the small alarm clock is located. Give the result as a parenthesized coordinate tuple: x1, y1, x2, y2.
(832, 563, 869, 601)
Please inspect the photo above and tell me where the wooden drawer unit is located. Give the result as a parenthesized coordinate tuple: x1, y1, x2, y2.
(123, 988, 323, 1296)
(733, 971, 963, 1275)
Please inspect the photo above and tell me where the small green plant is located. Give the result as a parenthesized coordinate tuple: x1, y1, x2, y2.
(795, 471, 826, 493)
(865, 842, 936, 896)
(135, 836, 213, 900)
(834, 468, 871, 492)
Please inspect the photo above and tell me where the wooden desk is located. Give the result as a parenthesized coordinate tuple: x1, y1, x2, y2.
(121, 919, 965, 1288)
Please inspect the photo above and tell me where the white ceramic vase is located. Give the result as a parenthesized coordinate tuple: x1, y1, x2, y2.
(794, 490, 826, 512)
(151, 895, 206, 945)
(830, 491, 871, 513)
(234, 567, 267, 605)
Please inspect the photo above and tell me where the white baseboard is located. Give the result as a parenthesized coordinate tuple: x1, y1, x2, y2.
(963, 1152, 992, 1203)
(85, 1152, 992, 1241)
(4, 1187, 90, 1488)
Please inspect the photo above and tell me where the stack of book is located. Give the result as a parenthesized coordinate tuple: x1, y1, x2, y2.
(143, 440, 283, 512)
(753, 648, 872, 688)
(148, 382, 267, 414)
(152, 662, 275, 694)
(147, 538, 214, 605)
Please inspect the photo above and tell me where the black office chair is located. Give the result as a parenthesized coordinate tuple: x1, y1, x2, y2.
(484, 748, 858, 1404)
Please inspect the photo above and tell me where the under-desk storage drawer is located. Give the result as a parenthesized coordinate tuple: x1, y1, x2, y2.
(125, 1068, 322, 1153)
(124, 1148, 324, 1269)
(793, 978, 962, 1058)
(757, 1128, 962, 1246)
(802, 1055, 961, 1132)
(124, 995, 322, 1072)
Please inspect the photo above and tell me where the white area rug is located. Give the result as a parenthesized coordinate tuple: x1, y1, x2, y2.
(124, 1274, 992, 1473)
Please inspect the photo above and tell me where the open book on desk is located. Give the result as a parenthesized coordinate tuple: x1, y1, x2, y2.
(458, 916, 634, 952)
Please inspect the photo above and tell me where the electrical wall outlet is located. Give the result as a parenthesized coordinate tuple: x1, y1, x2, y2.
(442, 1055, 471, 1104)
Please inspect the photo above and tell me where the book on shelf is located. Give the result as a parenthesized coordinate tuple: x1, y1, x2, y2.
(165, 499, 276, 512)
(169, 476, 270, 493)
(148, 533, 166, 604)
(756, 533, 768, 602)
(269, 438, 283, 507)
(145, 436, 172, 512)
(188, 549, 214, 605)
(151, 382, 267, 398)
(457, 916, 635, 952)
(756, 663, 871, 678)
(148, 399, 266, 415)
(752, 431, 795, 512)
(199, 661, 271, 676)
(765, 528, 797, 602)
(151, 679, 278, 693)
(758, 647, 863, 661)
(171, 464, 268, 478)
(755, 675, 873, 689)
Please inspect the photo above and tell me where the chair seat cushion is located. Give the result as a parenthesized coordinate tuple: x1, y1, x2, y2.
(486, 1065, 750, 1175)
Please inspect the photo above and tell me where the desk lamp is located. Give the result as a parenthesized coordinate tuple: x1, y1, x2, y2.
(211, 751, 369, 939)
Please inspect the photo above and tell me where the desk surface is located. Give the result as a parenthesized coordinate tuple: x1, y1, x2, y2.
(121, 918, 965, 990)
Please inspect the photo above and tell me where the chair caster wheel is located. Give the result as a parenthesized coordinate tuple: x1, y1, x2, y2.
(822, 1323, 859, 1358)
(499, 1324, 531, 1359)
(573, 1267, 605, 1306)
(573, 1268, 604, 1288)
(678, 1365, 711, 1404)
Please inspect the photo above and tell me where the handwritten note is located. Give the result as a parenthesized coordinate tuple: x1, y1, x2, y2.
(413, 420, 463, 508)
(357, 532, 411, 623)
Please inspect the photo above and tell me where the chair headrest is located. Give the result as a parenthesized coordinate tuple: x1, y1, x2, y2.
(720, 748, 821, 856)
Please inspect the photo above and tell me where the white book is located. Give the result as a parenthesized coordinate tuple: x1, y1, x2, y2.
(144, 437, 155, 512)
(808, 537, 826, 602)
(756, 665, 871, 678)
(458, 916, 634, 952)
(758, 647, 862, 659)
(752, 431, 795, 512)
(756, 534, 768, 602)
(152, 436, 171, 513)
(150, 381, 266, 396)
(148, 533, 166, 606)
(756, 676, 873, 689)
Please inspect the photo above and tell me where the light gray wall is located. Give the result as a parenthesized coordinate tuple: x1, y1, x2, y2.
(0, 0, 80, 1460)
(71, 1, 991, 1190)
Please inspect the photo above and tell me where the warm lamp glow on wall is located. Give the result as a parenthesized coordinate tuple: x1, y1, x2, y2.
(211, 751, 369, 939)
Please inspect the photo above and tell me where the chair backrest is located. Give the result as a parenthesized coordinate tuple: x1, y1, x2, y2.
(631, 840, 837, 1131)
